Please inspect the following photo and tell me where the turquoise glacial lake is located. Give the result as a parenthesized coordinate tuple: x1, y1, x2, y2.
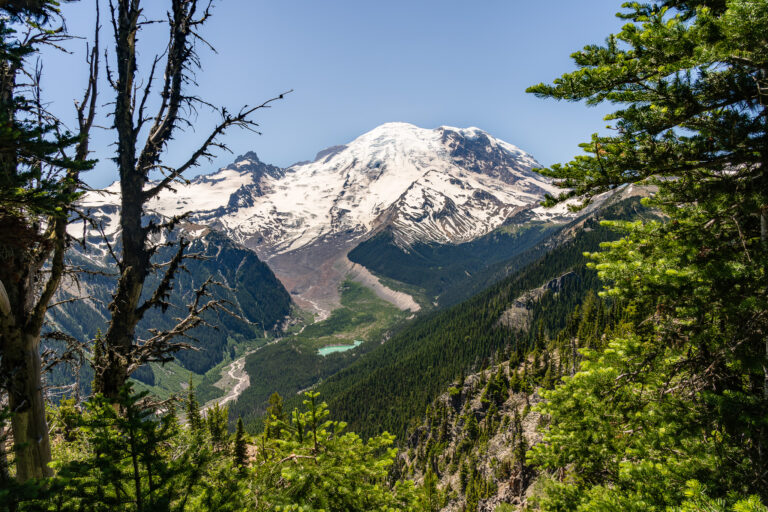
(317, 340, 363, 356)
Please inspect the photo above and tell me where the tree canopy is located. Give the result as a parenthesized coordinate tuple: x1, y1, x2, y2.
(527, 1, 768, 509)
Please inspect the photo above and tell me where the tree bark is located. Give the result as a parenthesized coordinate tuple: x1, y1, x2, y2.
(3, 331, 52, 481)
(94, 0, 145, 400)
(0, 2, 98, 482)
(1, 270, 53, 481)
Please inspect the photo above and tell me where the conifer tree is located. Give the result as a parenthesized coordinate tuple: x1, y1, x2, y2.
(528, 0, 768, 507)
(263, 391, 287, 439)
(205, 403, 228, 451)
(423, 466, 440, 512)
(251, 392, 422, 510)
(50, 385, 221, 511)
(0, 0, 98, 481)
(185, 378, 202, 434)
(233, 417, 247, 469)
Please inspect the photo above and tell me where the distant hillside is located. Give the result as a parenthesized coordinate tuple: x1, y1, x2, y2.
(46, 229, 292, 392)
(287, 197, 649, 440)
(397, 287, 614, 511)
(348, 219, 558, 306)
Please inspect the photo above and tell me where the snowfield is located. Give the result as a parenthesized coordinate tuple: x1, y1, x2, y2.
(74, 122, 587, 316)
(79, 122, 562, 252)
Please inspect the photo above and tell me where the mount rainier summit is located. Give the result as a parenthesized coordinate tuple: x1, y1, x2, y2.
(79, 122, 577, 316)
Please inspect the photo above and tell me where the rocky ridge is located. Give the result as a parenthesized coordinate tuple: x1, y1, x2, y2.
(75, 123, 580, 317)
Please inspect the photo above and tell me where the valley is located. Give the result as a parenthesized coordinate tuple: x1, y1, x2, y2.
(204, 356, 249, 410)
(51, 122, 597, 414)
(4, 2, 763, 510)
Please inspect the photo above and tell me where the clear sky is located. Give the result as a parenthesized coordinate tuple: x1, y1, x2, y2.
(45, 1, 626, 188)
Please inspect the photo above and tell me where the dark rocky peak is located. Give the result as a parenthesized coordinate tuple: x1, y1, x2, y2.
(238, 150, 261, 162)
(223, 152, 285, 181)
(438, 127, 539, 185)
(544, 271, 578, 293)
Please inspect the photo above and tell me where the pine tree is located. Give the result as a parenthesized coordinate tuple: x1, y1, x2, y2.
(464, 413, 479, 441)
(251, 392, 422, 510)
(0, 1, 97, 481)
(206, 403, 228, 452)
(423, 466, 440, 512)
(49, 384, 234, 511)
(527, 0, 768, 507)
(263, 391, 287, 439)
(459, 462, 469, 492)
(186, 378, 202, 434)
(512, 413, 528, 493)
(233, 417, 247, 469)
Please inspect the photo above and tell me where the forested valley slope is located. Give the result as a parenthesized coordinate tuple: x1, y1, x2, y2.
(2, 1, 768, 511)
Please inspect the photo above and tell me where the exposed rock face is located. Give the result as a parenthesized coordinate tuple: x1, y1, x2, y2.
(498, 272, 579, 332)
(440, 127, 547, 190)
(74, 123, 587, 317)
(401, 356, 547, 512)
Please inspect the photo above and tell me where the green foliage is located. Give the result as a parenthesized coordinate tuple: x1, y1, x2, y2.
(36, 384, 246, 511)
(206, 403, 229, 452)
(527, 1, 768, 212)
(233, 417, 247, 469)
(0, 407, 49, 511)
(349, 222, 558, 305)
(6, 387, 426, 511)
(674, 481, 768, 512)
(298, 282, 387, 339)
(527, 0, 768, 508)
(311, 199, 644, 440)
(481, 366, 509, 406)
(186, 378, 203, 434)
(230, 281, 408, 429)
(251, 392, 422, 511)
(0, 5, 94, 219)
(422, 466, 440, 511)
(264, 391, 287, 439)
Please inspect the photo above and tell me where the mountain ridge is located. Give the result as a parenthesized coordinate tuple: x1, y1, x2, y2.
(76, 122, 574, 317)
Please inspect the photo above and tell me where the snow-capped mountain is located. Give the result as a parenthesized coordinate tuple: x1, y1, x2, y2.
(78, 122, 569, 316)
(86, 122, 555, 249)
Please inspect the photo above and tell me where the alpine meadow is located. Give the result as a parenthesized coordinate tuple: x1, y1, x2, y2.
(1, 1, 767, 511)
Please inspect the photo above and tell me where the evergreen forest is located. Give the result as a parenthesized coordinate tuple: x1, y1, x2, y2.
(1, 1, 768, 511)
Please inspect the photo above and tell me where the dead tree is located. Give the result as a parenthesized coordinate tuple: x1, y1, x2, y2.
(0, 2, 99, 481)
(95, 0, 287, 400)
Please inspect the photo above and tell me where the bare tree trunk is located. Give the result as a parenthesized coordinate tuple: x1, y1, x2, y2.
(0, 266, 53, 481)
(94, 0, 148, 400)
(0, 197, 55, 484)
(4, 331, 52, 480)
(94, 0, 286, 401)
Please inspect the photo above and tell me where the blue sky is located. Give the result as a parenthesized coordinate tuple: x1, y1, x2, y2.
(47, 1, 625, 187)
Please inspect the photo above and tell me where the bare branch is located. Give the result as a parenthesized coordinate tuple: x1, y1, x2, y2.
(40, 331, 89, 401)
(135, 51, 164, 133)
(46, 296, 94, 310)
(143, 91, 291, 200)
(135, 238, 189, 318)
(127, 276, 224, 373)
